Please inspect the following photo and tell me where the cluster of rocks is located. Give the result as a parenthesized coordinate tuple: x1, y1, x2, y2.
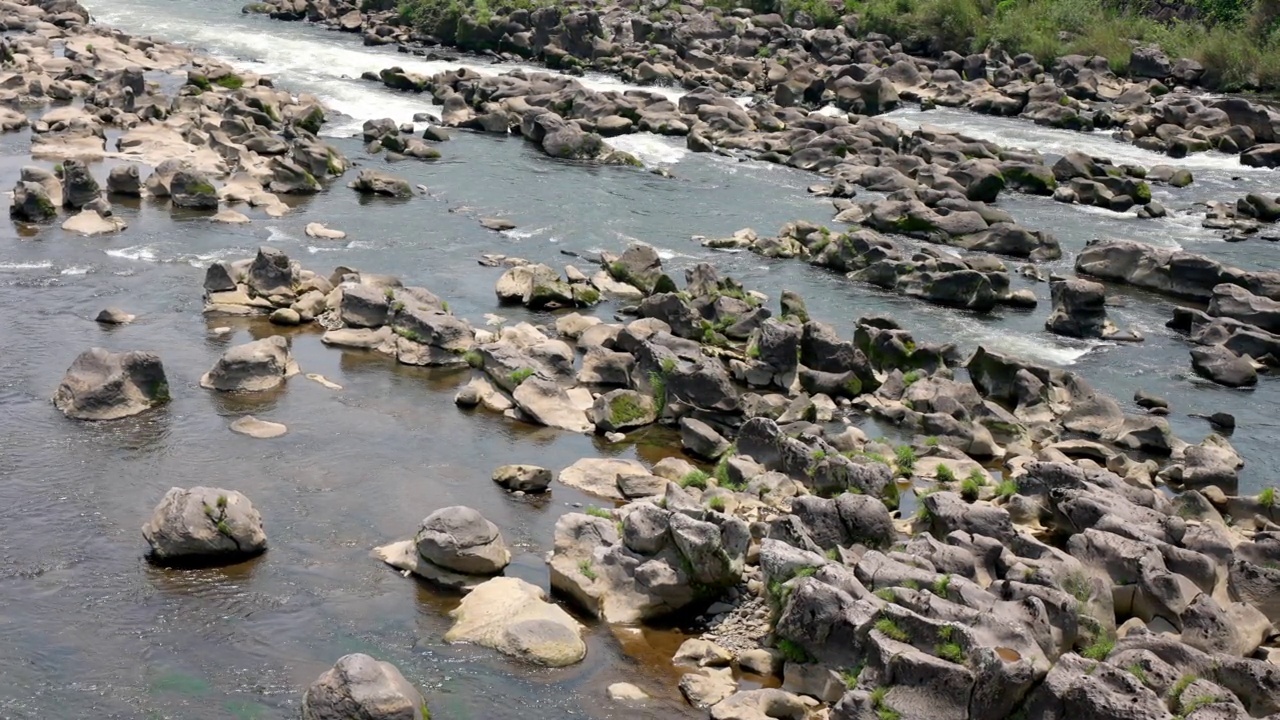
(0, 0, 351, 233)
(1203, 193, 1280, 242)
(1075, 239, 1280, 387)
(249, 0, 1280, 170)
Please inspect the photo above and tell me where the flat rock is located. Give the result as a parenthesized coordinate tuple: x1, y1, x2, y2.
(230, 415, 287, 439)
(61, 209, 125, 235)
(306, 222, 347, 240)
(480, 217, 516, 231)
(558, 457, 648, 500)
(444, 576, 586, 667)
(212, 209, 250, 224)
(306, 373, 343, 390)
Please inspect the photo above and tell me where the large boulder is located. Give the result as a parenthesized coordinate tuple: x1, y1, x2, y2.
(444, 576, 586, 667)
(1208, 283, 1280, 334)
(414, 506, 511, 575)
(1045, 277, 1114, 338)
(302, 654, 428, 720)
(141, 486, 267, 565)
(1190, 345, 1257, 387)
(53, 348, 169, 420)
(199, 336, 299, 391)
(107, 164, 143, 196)
(10, 180, 58, 221)
(60, 158, 101, 209)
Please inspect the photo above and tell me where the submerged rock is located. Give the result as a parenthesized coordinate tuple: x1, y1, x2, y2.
(302, 654, 427, 720)
(348, 169, 413, 198)
(141, 486, 267, 565)
(230, 415, 288, 438)
(53, 348, 169, 420)
(444, 576, 586, 667)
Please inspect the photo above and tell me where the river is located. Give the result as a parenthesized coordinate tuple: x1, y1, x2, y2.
(0, 0, 1274, 717)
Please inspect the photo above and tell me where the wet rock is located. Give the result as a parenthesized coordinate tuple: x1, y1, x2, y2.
(141, 486, 267, 565)
(301, 654, 427, 720)
(106, 164, 142, 196)
(492, 464, 552, 493)
(414, 506, 511, 575)
(229, 415, 287, 439)
(62, 208, 126, 235)
(681, 417, 730, 459)
(269, 307, 302, 325)
(1190, 345, 1257, 387)
(60, 159, 101, 209)
(10, 181, 58, 221)
(53, 348, 169, 420)
(445, 576, 585, 667)
(590, 389, 656, 433)
(349, 169, 413, 198)
(305, 222, 346, 240)
(94, 307, 135, 325)
(607, 683, 649, 701)
(169, 169, 218, 210)
(200, 336, 299, 391)
(480, 217, 516, 231)
(1076, 239, 1280, 301)
(1045, 277, 1115, 339)
(1208, 283, 1280, 334)
(512, 377, 593, 433)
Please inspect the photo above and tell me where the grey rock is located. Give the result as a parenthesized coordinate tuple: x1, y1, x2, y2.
(53, 348, 168, 420)
(141, 486, 267, 564)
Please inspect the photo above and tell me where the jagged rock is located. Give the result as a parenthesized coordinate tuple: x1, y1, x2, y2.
(1045, 277, 1115, 338)
(53, 348, 168, 420)
(1190, 345, 1257, 387)
(169, 169, 218, 210)
(141, 486, 267, 565)
(60, 158, 101, 209)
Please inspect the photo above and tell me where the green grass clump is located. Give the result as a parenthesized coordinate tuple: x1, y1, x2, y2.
(584, 506, 611, 519)
(578, 559, 598, 581)
(935, 642, 965, 664)
(960, 476, 983, 502)
(932, 574, 951, 597)
(1081, 632, 1115, 661)
(680, 470, 709, 490)
(708, 496, 726, 512)
(609, 393, 650, 427)
(775, 638, 809, 663)
(509, 367, 535, 386)
(925, 436, 939, 447)
(1126, 663, 1148, 686)
(869, 686, 900, 720)
(1169, 674, 1198, 705)
(648, 370, 667, 415)
(463, 350, 483, 368)
(894, 445, 916, 475)
(995, 479, 1018, 499)
(1260, 486, 1276, 509)
(873, 617, 908, 642)
(935, 463, 955, 484)
(841, 666, 862, 689)
(902, 369, 924, 386)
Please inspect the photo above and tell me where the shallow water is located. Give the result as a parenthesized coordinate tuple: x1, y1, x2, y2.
(0, 1, 1276, 717)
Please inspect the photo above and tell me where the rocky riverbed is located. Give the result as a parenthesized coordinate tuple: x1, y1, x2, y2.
(2, 0, 1280, 718)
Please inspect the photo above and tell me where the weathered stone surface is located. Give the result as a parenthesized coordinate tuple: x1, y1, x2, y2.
(53, 348, 168, 420)
(142, 486, 267, 564)
(445, 576, 586, 667)
(302, 654, 427, 720)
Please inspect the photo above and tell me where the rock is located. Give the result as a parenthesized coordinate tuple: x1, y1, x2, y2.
(607, 683, 649, 701)
(1190, 345, 1257, 387)
(338, 283, 391, 328)
(52, 348, 169, 420)
(349, 169, 413, 198)
(141, 486, 267, 565)
(737, 649, 783, 678)
(680, 669, 738, 708)
(229, 415, 287, 439)
(199, 336, 299, 391)
(512, 377, 593, 433)
(94, 307, 135, 324)
(10, 181, 58, 221)
(492, 464, 552, 493)
(590, 389, 656, 433)
(681, 417, 730, 459)
(305, 222, 347, 240)
(558, 457, 647, 500)
(1134, 389, 1169, 410)
(62, 208, 126, 235)
(1045, 277, 1114, 338)
(444, 577, 586, 667)
(415, 506, 510, 575)
(212, 209, 250, 224)
(107, 164, 142, 196)
(1076, 239, 1280, 301)
(674, 638, 733, 667)
(169, 169, 219, 210)
(301, 654, 427, 720)
(480, 217, 516, 231)
(60, 159, 101, 209)
(269, 308, 302, 325)
(711, 689, 808, 720)
(1208, 283, 1280, 334)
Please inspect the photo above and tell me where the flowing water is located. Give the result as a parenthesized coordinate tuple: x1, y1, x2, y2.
(0, 0, 1276, 717)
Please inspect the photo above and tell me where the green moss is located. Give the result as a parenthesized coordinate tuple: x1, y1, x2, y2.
(1132, 181, 1152, 203)
(462, 350, 483, 368)
(995, 479, 1018, 499)
(189, 74, 211, 91)
(188, 180, 216, 196)
(902, 369, 924, 386)
(747, 343, 761, 359)
(584, 506, 611, 519)
(393, 326, 429, 344)
(935, 642, 965, 664)
(326, 150, 344, 176)
(680, 470, 709, 490)
(508, 367, 535, 386)
(708, 496, 726, 512)
(149, 379, 171, 403)
(578, 559, 598, 581)
(574, 286, 601, 306)
(843, 375, 863, 397)
(214, 74, 245, 90)
(1081, 632, 1115, 661)
(932, 574, 951, 597)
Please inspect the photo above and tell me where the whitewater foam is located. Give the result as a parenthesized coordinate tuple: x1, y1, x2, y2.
(605, 133, 689, 165)
(0, 260, 53, 271)
(59, 265, 91, 275)
(104, 245, 159, 262)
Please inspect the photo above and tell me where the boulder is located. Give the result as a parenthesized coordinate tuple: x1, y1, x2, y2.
(107, 164, 142, 196)
(558, 457, 648, 500)
(141, 486, 267, 565)
(10, 181, 58, 221)
(52, 348, 169, 420)
(444, 576, 586, 667)
(349, 169, 413, 198)
(199, 336, 299, 391)
(414, 506, 510, 575)
(492, 464, 552, 493)
(1045, 277, 1114, 338)
(60, 158, 101, 209)
(301, 654, 427, 720)
(1190, 345, 1257, 387)
(169, 169, 218, 210)
(590, 389, 656, 433)
(95, 307, 135, 325)
(512, 377, 593, 433)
